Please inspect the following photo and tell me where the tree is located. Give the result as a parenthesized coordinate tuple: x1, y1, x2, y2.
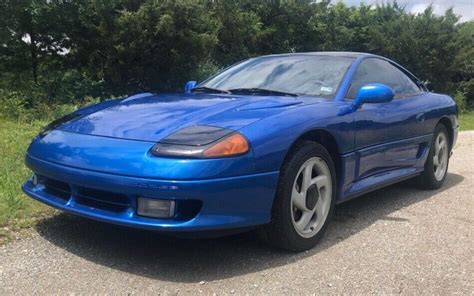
(0, 0, 472, 106)
(452, 21, 474, 104)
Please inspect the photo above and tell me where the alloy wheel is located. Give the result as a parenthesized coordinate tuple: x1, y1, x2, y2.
(433, 132, 449, 181)
(290, 157, 332, 238)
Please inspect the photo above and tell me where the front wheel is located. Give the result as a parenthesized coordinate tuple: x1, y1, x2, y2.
(259, 141, 336, 252)
(416, 124, 450, 190)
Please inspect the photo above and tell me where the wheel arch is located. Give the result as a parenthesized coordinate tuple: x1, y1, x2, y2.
(438, 116, 454, 150)
(283, 129, 342, 187)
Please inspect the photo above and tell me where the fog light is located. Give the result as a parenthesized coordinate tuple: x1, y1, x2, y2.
(137, 198, 175, 218)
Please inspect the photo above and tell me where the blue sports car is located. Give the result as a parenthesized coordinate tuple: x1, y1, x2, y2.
(22, 52, 458, 251)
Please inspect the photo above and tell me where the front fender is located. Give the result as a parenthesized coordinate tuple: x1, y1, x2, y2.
(239, 101, 354, 173)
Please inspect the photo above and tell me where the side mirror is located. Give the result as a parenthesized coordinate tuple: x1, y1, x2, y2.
(184, 81, 197, 93)
(338, 83, 394, 116)
(354, 83, 394, 107)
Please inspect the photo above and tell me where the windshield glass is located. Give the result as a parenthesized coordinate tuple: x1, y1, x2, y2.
(200, 55, 354, 98)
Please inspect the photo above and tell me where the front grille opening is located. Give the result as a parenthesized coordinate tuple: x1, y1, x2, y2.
(74, 195, 128, 213)
(77, 187, 129, 206)
(75, 187, 130, 213)
(175, 200, 202, 220)
(42, 178, 71, 201)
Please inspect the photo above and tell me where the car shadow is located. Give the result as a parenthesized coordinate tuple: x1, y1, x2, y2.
(35, 173, 464, 283)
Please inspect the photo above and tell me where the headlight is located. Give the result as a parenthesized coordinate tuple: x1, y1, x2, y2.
(151, 126, 250, 158)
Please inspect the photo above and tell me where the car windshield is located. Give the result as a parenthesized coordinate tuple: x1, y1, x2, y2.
(199, 55, 354, 98)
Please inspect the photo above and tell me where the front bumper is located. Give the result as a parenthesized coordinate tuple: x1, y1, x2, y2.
(23, 154, 279, 232)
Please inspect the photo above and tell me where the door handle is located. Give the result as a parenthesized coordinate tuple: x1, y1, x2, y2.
(416, 113, 425, 122)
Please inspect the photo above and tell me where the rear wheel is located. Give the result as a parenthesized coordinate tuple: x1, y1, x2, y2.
(259, 141, 336, 252)
(417, 124, 450, 190)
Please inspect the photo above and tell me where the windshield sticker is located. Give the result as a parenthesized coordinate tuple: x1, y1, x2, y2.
(320, 86, 333, 93)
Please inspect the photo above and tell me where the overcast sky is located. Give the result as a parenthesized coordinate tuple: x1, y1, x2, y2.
(339, 0, 474, 22)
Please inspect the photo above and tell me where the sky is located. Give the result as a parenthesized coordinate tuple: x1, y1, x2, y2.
(339, 0, 474, 22)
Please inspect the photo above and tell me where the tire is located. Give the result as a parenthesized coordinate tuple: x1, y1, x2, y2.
(416, 124, 450, 190)
(259, 141, 336, 252)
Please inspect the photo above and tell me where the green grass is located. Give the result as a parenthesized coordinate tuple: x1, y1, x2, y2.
(459, 111, 474, 131)
(0, 118, 55, 243)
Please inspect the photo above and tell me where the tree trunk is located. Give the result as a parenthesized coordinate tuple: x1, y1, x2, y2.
(29, 34, 38, 84)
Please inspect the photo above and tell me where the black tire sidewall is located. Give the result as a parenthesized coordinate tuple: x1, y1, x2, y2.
(267, 141, 337, 251)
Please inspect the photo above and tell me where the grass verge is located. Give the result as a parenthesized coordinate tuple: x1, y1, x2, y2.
(0, 118, 56, 244)
(459, 111, 474, 131)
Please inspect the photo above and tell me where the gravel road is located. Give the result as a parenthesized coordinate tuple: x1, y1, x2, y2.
(1, 132, 473, 295)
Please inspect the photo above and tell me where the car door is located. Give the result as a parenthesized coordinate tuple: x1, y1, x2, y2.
(347, 57, 430, 180)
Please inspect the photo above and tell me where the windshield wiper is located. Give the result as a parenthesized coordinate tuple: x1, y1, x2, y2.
(228, 88, 298, 97)
(191, 86, 230, 94)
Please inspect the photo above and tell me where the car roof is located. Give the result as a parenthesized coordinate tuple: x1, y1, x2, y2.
(260, 51, 376, 59)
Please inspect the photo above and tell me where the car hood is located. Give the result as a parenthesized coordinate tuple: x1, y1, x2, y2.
(58, 93, 315, 142)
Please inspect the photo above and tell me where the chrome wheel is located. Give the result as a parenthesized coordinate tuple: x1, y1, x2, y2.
(433, 132, 449, 181)
(291, 157, 332, 238)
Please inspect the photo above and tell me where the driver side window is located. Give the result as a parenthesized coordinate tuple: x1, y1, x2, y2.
(347, 58, 422, 99)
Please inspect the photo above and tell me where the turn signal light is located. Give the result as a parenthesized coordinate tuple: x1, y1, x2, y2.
(203, 133, 249, 158)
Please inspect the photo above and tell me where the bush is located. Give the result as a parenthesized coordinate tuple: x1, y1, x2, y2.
(459, 80, 474, 108)
(0, 88, 103, 123)
(38, 70, 106, 105)
(0, 90, 28, 121)
(454, 91, 468, 114)
(195, 60, 221, 83)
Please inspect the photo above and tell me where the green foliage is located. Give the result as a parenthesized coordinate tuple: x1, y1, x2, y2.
(0, 90, 27, 120)
(0, 0, 473, 113)
(452, 21, 474, 104)
(454, 91, 468, 114)
(0, 89, 84, 122)
(460, 111, 474, 131)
